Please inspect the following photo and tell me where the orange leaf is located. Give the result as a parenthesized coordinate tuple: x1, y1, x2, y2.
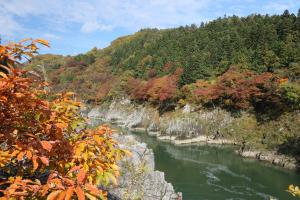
(26, 150, 33, 160)
(40, 141, 53, 152)
(0, 96, 7, 102)
(56, 191, 66, 200)
(69, 165, 81, 174)
(15, 92, 25, 98)
(75, 186, 85, 200)
(39, 156, 49, 166)
(19, 38, 32, 43)
(32, 155, 39, 170)
(85, 183, 100, 196)
(46, 190, 62, 200)
(62, 178, 74, 186)
(17, 152, 24, 161)
(34, 39, 50, 47)
(11, 150, 19, 157)
(77, 168, 86, 184)
(56, 123, 67, 129)
(64, 187, 74, 200)
(65, 92, 75, 96)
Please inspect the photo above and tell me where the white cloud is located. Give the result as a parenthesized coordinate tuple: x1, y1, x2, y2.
(81, 21, 113, 33)
(0, 14, 22, 37)
(43, 33, 61, 40)
(0, 0, 299, 38)
(0, 0, 211, 36)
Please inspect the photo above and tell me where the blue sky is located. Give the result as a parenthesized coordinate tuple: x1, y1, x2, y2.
(1, 0, 299, 55)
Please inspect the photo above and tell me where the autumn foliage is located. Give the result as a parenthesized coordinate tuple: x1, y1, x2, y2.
(0, 39, 126, 199)
(126, 68, 182, 103)
(182, 66, 282, 110)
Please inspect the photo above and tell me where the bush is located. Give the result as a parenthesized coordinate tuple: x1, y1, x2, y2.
(185, 66, 281, 111)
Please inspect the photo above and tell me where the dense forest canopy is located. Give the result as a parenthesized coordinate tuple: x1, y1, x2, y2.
(108, 9, 300, 84)
(26, 9, 300, 112)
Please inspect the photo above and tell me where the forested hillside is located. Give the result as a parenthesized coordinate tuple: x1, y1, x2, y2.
(24, 9, 300, 170)
(26, 9, 300, 110)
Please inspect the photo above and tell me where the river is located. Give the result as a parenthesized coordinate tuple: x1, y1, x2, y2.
(90, 119, 300, 200)
(129, 130, 300, 200)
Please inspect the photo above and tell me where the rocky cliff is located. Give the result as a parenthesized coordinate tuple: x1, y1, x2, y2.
(86, 98, 298, 170)
(109, 134, 179, 200)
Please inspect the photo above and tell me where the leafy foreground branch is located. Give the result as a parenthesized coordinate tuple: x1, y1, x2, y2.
(288, 185, 300, 197)
(0, 39, 128, 199)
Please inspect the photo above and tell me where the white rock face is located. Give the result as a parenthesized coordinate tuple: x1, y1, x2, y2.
(87, 98, 298, 173)
(182, 104, 194, 113)
(110, 134, 178, 200)
(87, 99, 234, 145)
(87, 106, 103, 118)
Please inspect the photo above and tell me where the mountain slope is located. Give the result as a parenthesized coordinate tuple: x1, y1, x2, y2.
(26, 9, 300, 105)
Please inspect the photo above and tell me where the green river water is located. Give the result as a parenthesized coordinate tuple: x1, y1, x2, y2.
(90, 120, 300, 200)
(130, 131, 300, 200)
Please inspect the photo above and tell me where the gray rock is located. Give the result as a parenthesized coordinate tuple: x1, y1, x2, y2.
(110, 134, 178, 200)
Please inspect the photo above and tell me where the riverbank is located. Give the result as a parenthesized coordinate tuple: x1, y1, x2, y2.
(130, 131, 300, 200)
(100, 130, 179, 200)
(86, 98, 299, 170)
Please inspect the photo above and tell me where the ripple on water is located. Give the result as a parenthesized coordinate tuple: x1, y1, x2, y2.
(202, 165, 277, 200)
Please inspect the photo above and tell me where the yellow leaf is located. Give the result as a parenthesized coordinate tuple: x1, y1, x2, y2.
(0, 72, 8, 78)
(93, 135, 102, 145)
(110, 164, 119, 171)
(83, 163, 89, 171)
(85, 193, 97, 200)
(83, 151, 88, 161)
(0, 71, 8, 78)
(97, 166, 103, 175)
(107, 172, 117, 185)
(123, 149, 132, 157)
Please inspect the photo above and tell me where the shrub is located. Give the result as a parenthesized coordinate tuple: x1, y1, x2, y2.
(280, 83, 300, 109)
(187, 66, 280, 110)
